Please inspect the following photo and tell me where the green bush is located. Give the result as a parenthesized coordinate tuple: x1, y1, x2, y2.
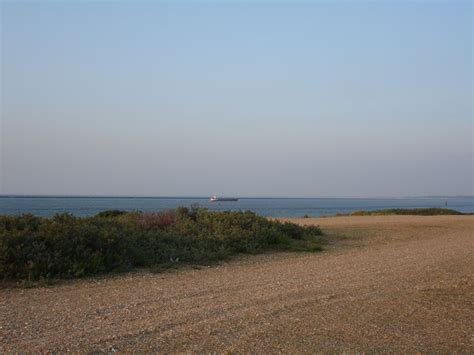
(349, 208, 463, 216)
(95, 210, 127, 218)
(0, 208, 322, 281)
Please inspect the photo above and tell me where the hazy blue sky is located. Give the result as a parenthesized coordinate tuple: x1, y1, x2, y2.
(1, 1, 472, 197)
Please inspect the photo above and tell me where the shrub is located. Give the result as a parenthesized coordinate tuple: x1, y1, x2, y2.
(349, 208, 463, 216)
(124, 210, 177, 230)
(0, 208, 322, 281)
(96, 210, 127, 218)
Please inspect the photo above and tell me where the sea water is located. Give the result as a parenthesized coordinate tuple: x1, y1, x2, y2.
(0, 196, 473, 217)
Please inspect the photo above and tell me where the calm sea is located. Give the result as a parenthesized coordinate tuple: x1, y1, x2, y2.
(0, 196, 473, 217)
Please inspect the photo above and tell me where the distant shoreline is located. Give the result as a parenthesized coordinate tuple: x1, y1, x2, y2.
(1, 195, 473, 200)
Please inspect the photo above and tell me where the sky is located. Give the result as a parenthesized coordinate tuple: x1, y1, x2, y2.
(1, 0, 472, 197)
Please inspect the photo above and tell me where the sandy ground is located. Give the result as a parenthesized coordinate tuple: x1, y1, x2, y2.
(1, 215, 473, 353)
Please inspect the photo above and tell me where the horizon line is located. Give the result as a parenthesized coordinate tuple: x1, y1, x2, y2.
(1, 194, 473, 200)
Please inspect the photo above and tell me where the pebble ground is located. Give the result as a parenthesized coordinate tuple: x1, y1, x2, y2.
(1, 215, 472, 352)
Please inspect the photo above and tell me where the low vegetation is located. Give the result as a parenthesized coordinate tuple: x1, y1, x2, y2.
(0, 208, 322, 281)
(336, 208, 464, 216)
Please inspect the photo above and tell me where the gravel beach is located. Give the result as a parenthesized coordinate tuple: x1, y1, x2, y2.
(1, 215, 473, 352)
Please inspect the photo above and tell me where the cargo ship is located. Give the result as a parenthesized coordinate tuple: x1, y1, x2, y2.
(210, 195, 239, 202)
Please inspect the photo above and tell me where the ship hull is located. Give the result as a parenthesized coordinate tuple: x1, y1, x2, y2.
(210, 198, 239, 202)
